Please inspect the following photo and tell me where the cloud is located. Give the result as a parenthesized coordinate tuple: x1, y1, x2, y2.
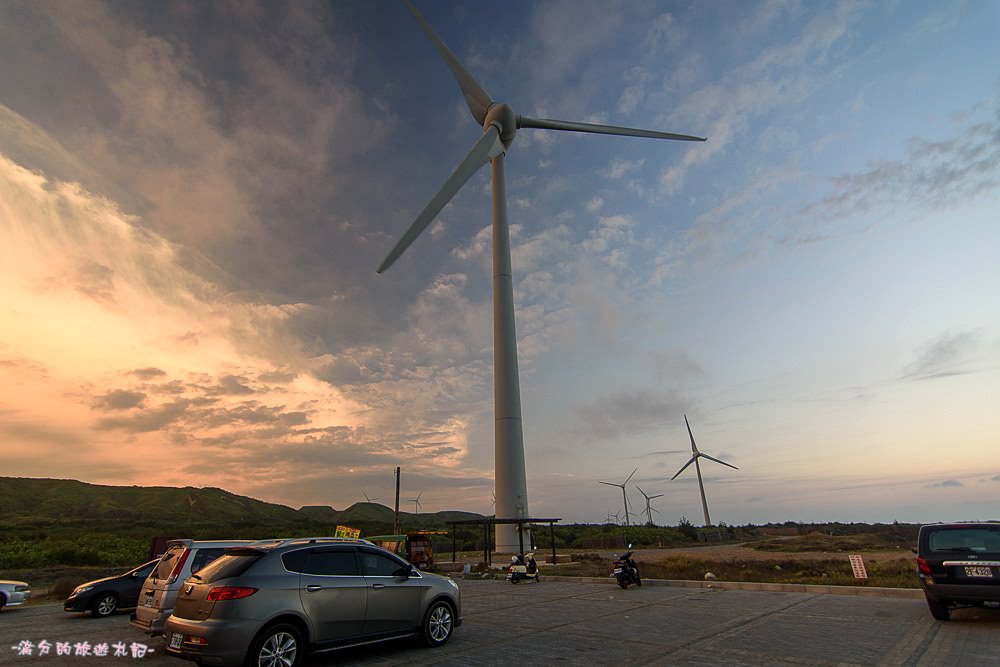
(573, 386, 687, 441)
(900, 330, 983, 381)
(927, 480, 963, 488)
(809, 106, 1000, 221)
(93, 390, 147, 411)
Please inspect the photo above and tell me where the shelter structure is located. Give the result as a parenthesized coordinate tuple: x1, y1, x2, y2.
(447, 517, 561, 566)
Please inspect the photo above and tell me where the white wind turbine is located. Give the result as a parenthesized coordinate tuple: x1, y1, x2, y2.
(672, 415, 738, 526)
(599, 468, 638, 529)
(407, 491, 423, 515)
(379, 0, 705, 552)
(635, 485, 664, 526)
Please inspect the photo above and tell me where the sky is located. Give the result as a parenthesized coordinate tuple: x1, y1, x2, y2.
(1, 0, 998, 527)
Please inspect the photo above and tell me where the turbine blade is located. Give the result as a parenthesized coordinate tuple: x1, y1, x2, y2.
(518, 115, 706, 142)
(378, 127, 504, 273)
(624, 467, 638, 485)
(700, 453, 739, 470)
(598, 481, 620, 487)
(403, 0, 493, 124)
(671, 457, 697, 480)
(684, 414, 699, 453)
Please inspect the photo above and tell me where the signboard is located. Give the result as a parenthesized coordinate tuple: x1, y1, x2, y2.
(335, 525, 360, 539)
(849, 554, 868, 579)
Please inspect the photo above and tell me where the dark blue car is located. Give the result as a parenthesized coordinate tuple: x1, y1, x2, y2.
(64, 560, 158, 617)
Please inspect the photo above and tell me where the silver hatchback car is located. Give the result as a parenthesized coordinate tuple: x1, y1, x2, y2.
(164, 537, 461, 666)
(131, 539, 254, 635)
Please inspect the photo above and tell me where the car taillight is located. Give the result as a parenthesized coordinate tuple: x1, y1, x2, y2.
(917, 557, 932, 575)
(167, 549, 191, 584)
(206, 587, 258, 601)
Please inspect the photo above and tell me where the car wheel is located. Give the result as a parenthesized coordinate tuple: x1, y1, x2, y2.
(0, 593, 6, 611)
(925, 596, 950, 621)
(246, 623, 302, 667)
(92, 593, 119, 617)
(422, 600, 454, 648)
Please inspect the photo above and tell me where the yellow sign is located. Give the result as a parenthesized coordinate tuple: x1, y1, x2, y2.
(335, 525, 360, 539)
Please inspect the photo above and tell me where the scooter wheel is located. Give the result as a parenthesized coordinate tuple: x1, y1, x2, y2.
(636, 578, 641, 586)
(618, 580, 628, 590)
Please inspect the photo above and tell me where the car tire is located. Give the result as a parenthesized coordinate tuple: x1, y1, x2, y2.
(0, 593, 6, 611)
(92, 593, 119, 617)
(925, 596, 950, 621)
(245, 623, 302, 667)
(421, 600, 454, 648)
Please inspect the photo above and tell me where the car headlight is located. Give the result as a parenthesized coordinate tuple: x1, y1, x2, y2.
(447, 578, 459, 590)
(72, 585, 94, 596)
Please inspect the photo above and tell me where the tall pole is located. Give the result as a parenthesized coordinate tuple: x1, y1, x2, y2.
(695, 458, 712, 526)
(492, 152, 529, 553)
(393, 466, 401, 534)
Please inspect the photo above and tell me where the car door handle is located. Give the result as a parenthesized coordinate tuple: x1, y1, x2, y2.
(305, 585, 323, 593)
(371, 584, 385, 590)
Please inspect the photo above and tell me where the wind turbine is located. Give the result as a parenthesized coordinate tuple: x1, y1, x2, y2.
(378, 1, 705, 552)
(672, 415, 738, 526)
(407, 491, 423, 515)
(362, 490, 380, 503)
(599, 468, 637, 529)
(636, 485, 664, 526)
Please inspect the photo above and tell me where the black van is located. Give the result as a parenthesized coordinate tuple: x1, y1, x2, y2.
(915, 522, 1000, 620)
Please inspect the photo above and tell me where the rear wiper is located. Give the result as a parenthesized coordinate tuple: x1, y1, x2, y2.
(938, 547, 973, 552)
(190, 574, 202, 581)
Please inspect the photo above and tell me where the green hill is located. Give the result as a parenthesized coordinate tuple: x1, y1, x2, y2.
(0, 477, 484, 529)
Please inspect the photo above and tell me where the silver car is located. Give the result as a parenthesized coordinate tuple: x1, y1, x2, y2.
(0, 580, 31, 610)
(164, 537, 461, 666)
(131, 539, 253, 635)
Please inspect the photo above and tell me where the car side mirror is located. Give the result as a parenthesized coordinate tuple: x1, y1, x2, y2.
(393, 566, 417, 578)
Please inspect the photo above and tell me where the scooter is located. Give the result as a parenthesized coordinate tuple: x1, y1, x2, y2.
(507, 552, 540, 583)
(612, 545, 641, 589)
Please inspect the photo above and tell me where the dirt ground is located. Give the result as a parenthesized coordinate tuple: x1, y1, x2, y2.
(623, 543, 914, 563)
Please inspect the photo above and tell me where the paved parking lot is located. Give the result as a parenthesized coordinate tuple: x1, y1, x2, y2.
(3, 578, 998, 666)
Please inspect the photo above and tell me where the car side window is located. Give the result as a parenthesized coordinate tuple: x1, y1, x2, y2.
(300, 548, 359, 576)
(136, 562, 156, 578)
(359, 549, 408, 577)
(190, 548, 226, 575)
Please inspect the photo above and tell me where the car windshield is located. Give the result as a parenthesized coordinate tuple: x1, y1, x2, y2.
(191, 553, 261, 583)
(927, 527, 1000, 554)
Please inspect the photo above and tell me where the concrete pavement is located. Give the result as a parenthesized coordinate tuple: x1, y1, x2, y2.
(3, 578, 998, 666)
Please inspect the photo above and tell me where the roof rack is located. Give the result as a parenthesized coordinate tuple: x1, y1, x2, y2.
(246, 537, 374, 549)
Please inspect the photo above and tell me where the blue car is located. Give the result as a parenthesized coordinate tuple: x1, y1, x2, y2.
(64, 560, 158, 617)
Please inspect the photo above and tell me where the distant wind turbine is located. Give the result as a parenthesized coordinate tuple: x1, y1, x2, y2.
(599, 468, 637, 528)
(672, 415, 738, 526)
(362, 490, 380, 503)
(636, 485, 664, 526)
(407, 491, 423, 515)
(378, 0, 705, 553)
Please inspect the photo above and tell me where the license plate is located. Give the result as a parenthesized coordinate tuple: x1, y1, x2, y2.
(613, 568, 622, 574)
(964, 566, 994, 578)
(144, 596, 153, 607)
(169, 634, 183, 650)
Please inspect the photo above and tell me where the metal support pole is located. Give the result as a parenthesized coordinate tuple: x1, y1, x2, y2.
(550, 522, 556, 564)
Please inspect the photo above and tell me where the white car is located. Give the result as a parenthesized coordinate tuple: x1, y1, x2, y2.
(0, 580, 31, 610)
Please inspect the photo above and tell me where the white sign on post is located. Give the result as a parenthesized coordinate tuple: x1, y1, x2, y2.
(849, 554, 868, 579)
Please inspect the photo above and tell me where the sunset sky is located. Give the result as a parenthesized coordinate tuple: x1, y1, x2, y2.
(1, 0, 998, 526)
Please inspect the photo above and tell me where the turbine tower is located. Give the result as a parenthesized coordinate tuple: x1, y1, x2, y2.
(599, 468, 637, 528)
(379, 0, 705, 552)
(636, 485, 664, 526)
(672, 415, 738, 526)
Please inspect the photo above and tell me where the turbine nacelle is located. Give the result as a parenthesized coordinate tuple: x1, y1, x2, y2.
(484, 103, 517, 147)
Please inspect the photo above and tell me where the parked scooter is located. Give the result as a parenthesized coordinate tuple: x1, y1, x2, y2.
(507, 552, 540, 583)
(612, 545, 641, 589)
